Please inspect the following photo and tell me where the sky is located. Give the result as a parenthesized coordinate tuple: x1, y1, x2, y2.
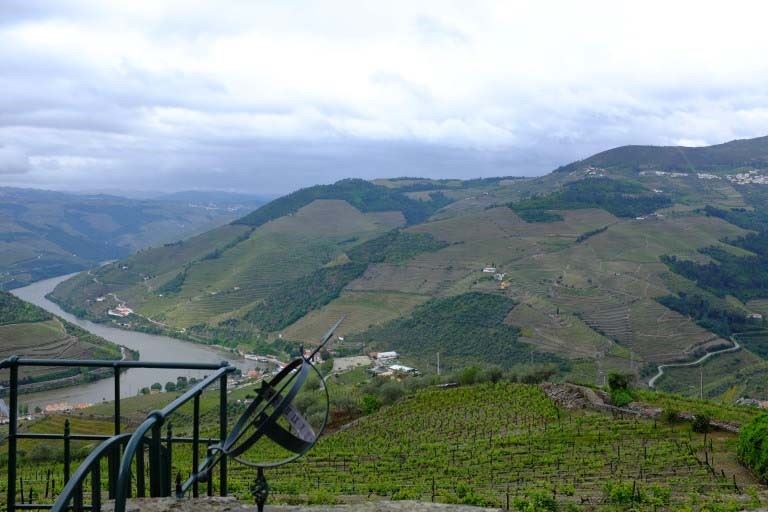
(1, 1, 768, 195)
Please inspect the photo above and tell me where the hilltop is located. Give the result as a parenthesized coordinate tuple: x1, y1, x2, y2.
(48, 135, 768, 400)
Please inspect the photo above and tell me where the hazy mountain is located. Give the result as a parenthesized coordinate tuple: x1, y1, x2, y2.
(0, 187, 264, 290)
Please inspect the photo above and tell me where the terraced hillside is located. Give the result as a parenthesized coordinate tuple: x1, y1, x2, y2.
(0, 291, 121, 389)
(49, 136, 768, 400)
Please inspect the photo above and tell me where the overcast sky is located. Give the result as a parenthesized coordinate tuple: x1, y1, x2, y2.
(1, 0, 768, 194)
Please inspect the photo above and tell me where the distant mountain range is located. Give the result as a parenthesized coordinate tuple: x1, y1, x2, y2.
(0, 187, 266, 289)
(47, 135, 768, 400)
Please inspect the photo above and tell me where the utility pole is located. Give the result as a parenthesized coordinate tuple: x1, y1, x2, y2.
(700, 365, 704, 400)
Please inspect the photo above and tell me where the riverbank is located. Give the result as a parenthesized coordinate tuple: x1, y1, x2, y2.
(10, 273, 261, 411)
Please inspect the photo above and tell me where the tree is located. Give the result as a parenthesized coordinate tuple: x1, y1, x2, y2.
(140, 387, 150, 395)
(176, 376, 188, 390)
(361, 395, 380, 415)
(151, 382, 162, 391)
(165, 381, 177, 392)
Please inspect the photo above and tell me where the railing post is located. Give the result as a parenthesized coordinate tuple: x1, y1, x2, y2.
(149, 423, 163, 497)
(7, 359, 18, 512)
(165, 423, 173, 496)
(113, 365, 121, 435)
(136, 440, 146, 498)
(219, 368, 228, 496)
(64, 419, 71, 483)
(91, 459, 101, 512)
(192, 394, 200, 498)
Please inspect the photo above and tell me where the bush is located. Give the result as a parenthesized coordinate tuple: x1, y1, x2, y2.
(661, 408, 680, 424)
(692, 414, 711, 433)
(610, 388, 633, 407)
(607, 372, 631, 391)
(738, 414, 768, 480)
(379, 381, 405, 404)
(361, 395, 381, 415)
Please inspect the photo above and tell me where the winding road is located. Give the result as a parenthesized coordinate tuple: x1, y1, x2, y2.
(648, 335, 741, 388)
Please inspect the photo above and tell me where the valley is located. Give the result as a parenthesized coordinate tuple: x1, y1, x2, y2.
(44, 136, 768, 401)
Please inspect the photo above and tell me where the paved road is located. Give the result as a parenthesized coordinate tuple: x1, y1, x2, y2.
(648, 336, 741, 388)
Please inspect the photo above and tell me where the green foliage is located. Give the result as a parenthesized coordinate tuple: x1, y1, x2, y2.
(607, 372, 631, 391)
(609, 388, 633, 407)
(245, 262, 367, 331)
(738, 413, 768, 481)
(244, 230, 447, 332)
(234, 178, 453, 227)
(512, 489, 558, 511)
(352, 292, 564, 369)
(0, 291, 51, 325)
(692, 414, 711, 433)
(164, 381, 177, 392)
(657, 292, 754, 339)
(575, 225, 608, 243)
(346, 230, 449, 264)
(661, 408, 680, 424)
(515, 209, 564, 223)
(509, 178, 672, 218)
(361, 394, 381, 415)
(662, 251, 768, 302)
(157, 268, 187, 294)
(151, 382, 162, 391)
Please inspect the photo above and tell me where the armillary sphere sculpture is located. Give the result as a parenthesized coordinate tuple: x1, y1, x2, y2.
(178, 318, 342, 511)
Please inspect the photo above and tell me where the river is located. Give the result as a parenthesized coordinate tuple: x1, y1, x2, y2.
(9, 273, 261, 410)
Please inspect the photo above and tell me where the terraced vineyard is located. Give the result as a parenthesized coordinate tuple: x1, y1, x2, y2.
(241, 383, 763, 509)
(6, 382, 765, 510)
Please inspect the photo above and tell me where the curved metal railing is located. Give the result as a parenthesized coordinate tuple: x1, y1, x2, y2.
(1, 356, 234, 512)
(51, 433, 132, 512)
(114, 365, 234, 512)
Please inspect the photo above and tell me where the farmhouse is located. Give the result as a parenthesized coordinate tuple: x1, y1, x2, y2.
(482, 267, 497, 273)
(389, 364, 419, 375)
(373, 351, 399, 362)
(107, 305, 134, 317)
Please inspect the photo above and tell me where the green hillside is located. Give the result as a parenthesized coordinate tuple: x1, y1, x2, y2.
(48, 135, 768, 401)
(0, 291, 121, 389)
(0, 187, 263, 290)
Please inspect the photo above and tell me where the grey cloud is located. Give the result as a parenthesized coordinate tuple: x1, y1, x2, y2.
(0, 147, 30, 174)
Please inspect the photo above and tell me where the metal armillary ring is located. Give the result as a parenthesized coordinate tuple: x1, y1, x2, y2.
(178, 318, 341, 511)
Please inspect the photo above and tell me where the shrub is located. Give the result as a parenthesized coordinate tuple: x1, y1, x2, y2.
(738, 414, 768, 480)
(692, 414, 711, 433)
(661, 408, 680, 424)
(610, 388, 633, 407)
(361, 395, 381, 415)
(607, 372, 631, 391)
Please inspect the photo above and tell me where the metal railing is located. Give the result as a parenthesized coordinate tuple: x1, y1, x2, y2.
(0, 356, 235, 512)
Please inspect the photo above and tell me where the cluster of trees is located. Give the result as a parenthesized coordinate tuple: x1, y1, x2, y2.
(346, 231, 448, 264)
(351, 292, 565, 369)
(509, 178, 672, 220)
(576, 225, 609, 243)
(657, 292, 758, 339)
(514, 210, 564, 223)
(234, 178, 453, 228)
(246, 231, 448, 332)
(141, 375, 201, 395)
(156, 265, 190, 295)
(0, 291, 51, 325)
(738, 414, 768, 481)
